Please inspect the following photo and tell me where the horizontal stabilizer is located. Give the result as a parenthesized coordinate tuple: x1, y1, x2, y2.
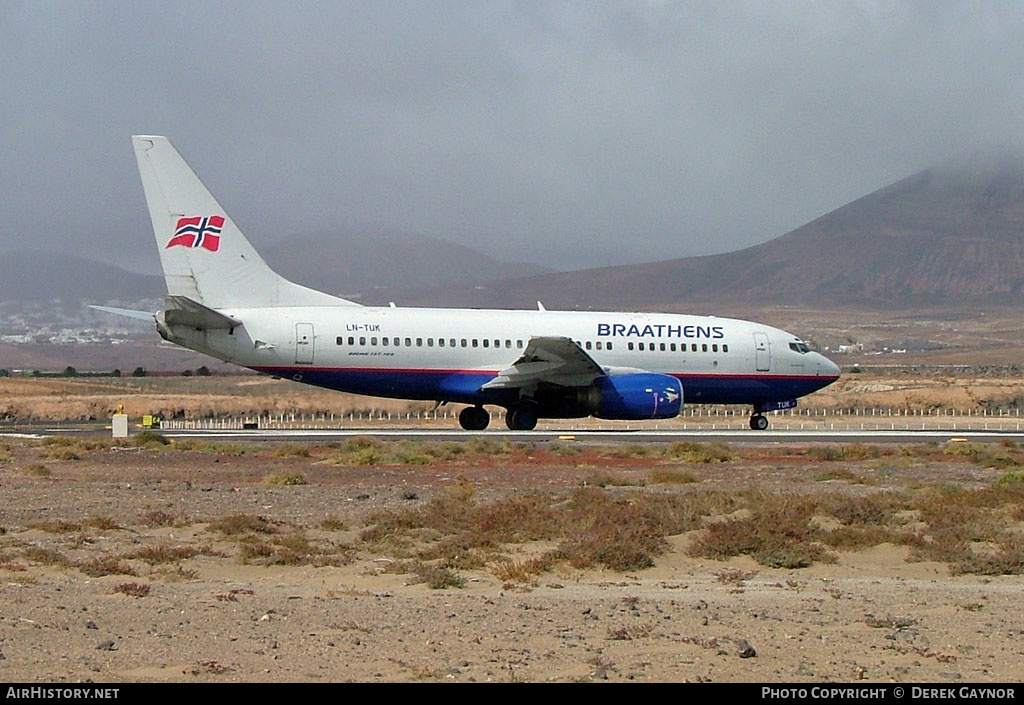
(162, 295, 240, 330)
(89, 305, 156, 322)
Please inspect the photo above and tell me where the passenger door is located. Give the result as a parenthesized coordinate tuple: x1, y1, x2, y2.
(753, 332, 770, 372)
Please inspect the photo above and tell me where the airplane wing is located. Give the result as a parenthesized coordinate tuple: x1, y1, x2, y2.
(481, 336, 605, 390)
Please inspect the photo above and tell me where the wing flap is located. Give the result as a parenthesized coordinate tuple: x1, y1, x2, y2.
(482, 336, 604, 390)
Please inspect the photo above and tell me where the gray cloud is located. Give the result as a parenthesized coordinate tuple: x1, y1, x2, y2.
(3, 1, 1024, 272)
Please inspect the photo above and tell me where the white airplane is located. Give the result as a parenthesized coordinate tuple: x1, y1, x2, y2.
(105, 135, 840, 431)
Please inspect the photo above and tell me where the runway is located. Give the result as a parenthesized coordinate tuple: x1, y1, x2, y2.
(13, 426, 1024, 445)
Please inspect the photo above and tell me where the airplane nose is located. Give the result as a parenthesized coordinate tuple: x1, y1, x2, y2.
(818, 354, 841, 378)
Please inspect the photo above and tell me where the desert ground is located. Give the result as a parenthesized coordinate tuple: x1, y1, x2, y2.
(1, 429, 1023, 683)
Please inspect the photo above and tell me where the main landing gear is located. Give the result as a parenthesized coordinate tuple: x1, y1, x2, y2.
(505, 406, 538, 431)
(458, 405, 490, 431)
(749, 414, 769, 431)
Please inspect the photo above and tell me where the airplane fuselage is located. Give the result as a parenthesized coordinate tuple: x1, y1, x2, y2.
(162, 305, 839, 414)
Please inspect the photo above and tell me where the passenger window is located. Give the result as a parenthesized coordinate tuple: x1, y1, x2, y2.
(359, 336, 366, 345)
(638, 342, 645, 351)
(723, 344, 729, 353)
(607, 342, 613, 351)
(691, 343, 697, 352)
(371, 337, 377, 345)
(517, 340, 524, 348)
(660, 343, 666, 352)
(427, 338, 434, 347)
(383, 337, 389, 346)
(405, 338, 412, 347)
(416, 338, 423, 347)
(596, 341, 602, 350)
(712, 344, 718, 352)
(702, 343, 708, 352)
(348, 336, 355, 346)
(336, 336, 343, 346)
(461, 339, 467, 347)
(483, 339, 489, 348)
(450, 339, 456, 348)
(628, 342, 634, 351)
(472, 339, 478, 348)
(585, 341, 592, 350)
(438, 338, 445, 347)
(494, 339, 500, 348)
(670, 343, 676, 352)
(505, 340, 512, 348)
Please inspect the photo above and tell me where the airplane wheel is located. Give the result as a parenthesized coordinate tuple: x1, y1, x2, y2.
(505, 407, 538, 431)
(459, 406, 490, 431)
(749, 414, 769, 431)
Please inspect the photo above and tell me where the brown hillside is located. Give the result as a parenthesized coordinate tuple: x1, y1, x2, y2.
(410, 154, 1024, 311)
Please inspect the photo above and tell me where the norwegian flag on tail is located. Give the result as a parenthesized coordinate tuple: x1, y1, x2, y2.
(166, 215, 224, 252)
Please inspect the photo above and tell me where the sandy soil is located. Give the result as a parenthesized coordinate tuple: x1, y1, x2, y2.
(1, 439, 1023, 683)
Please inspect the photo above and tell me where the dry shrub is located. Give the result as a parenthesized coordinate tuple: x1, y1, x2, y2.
(809, 444, 883, 462)
(127, 544, 223, 564)
(22, 546, 71, 566)
(237, 533, 353, 567)
(581, 472, 646, 487)
(140, 510, 181, 527)
(464, 437, 509, 456)
(547, 442, 582, 456)
(688, 493, 835, 568)
(555, 489, 684, 571)
(113, 582, 151, 597)
(491, 555, 557, 583)
(647, 468, 699, 485)
(666, 441, 736, 464)
(21, 464, 50, 477)
(600, 444, 655, 459)
(78, 556, 137, 577)
(28, 520, 82, 533)
(943, 442, 1021, 469)
(84, 516, 121, 531)
(821, 525, 906, 550)
(815, 492, 907, 526)
(951, 536, 1024, 575)
(813, 468, 874, 485)
(398, 561, 466, 589)
(261, 471, 308, 486)
(327, 438, 385, 466)
(130, 430, 170, 448)
(273, 444, 311, 458)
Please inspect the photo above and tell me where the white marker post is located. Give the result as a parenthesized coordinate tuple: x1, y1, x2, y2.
(112, 404, 129, 439)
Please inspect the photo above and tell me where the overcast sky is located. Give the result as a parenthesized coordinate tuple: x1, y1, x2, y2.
(4, 1, 1024, 272)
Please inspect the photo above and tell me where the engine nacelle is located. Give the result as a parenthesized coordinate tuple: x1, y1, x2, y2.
(588, 373, 683, 420)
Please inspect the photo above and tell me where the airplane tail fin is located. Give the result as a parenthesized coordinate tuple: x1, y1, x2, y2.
(132, 135, 360, 309)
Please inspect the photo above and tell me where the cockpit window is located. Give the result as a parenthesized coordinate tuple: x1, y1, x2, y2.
(789, 341, 811, 354)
